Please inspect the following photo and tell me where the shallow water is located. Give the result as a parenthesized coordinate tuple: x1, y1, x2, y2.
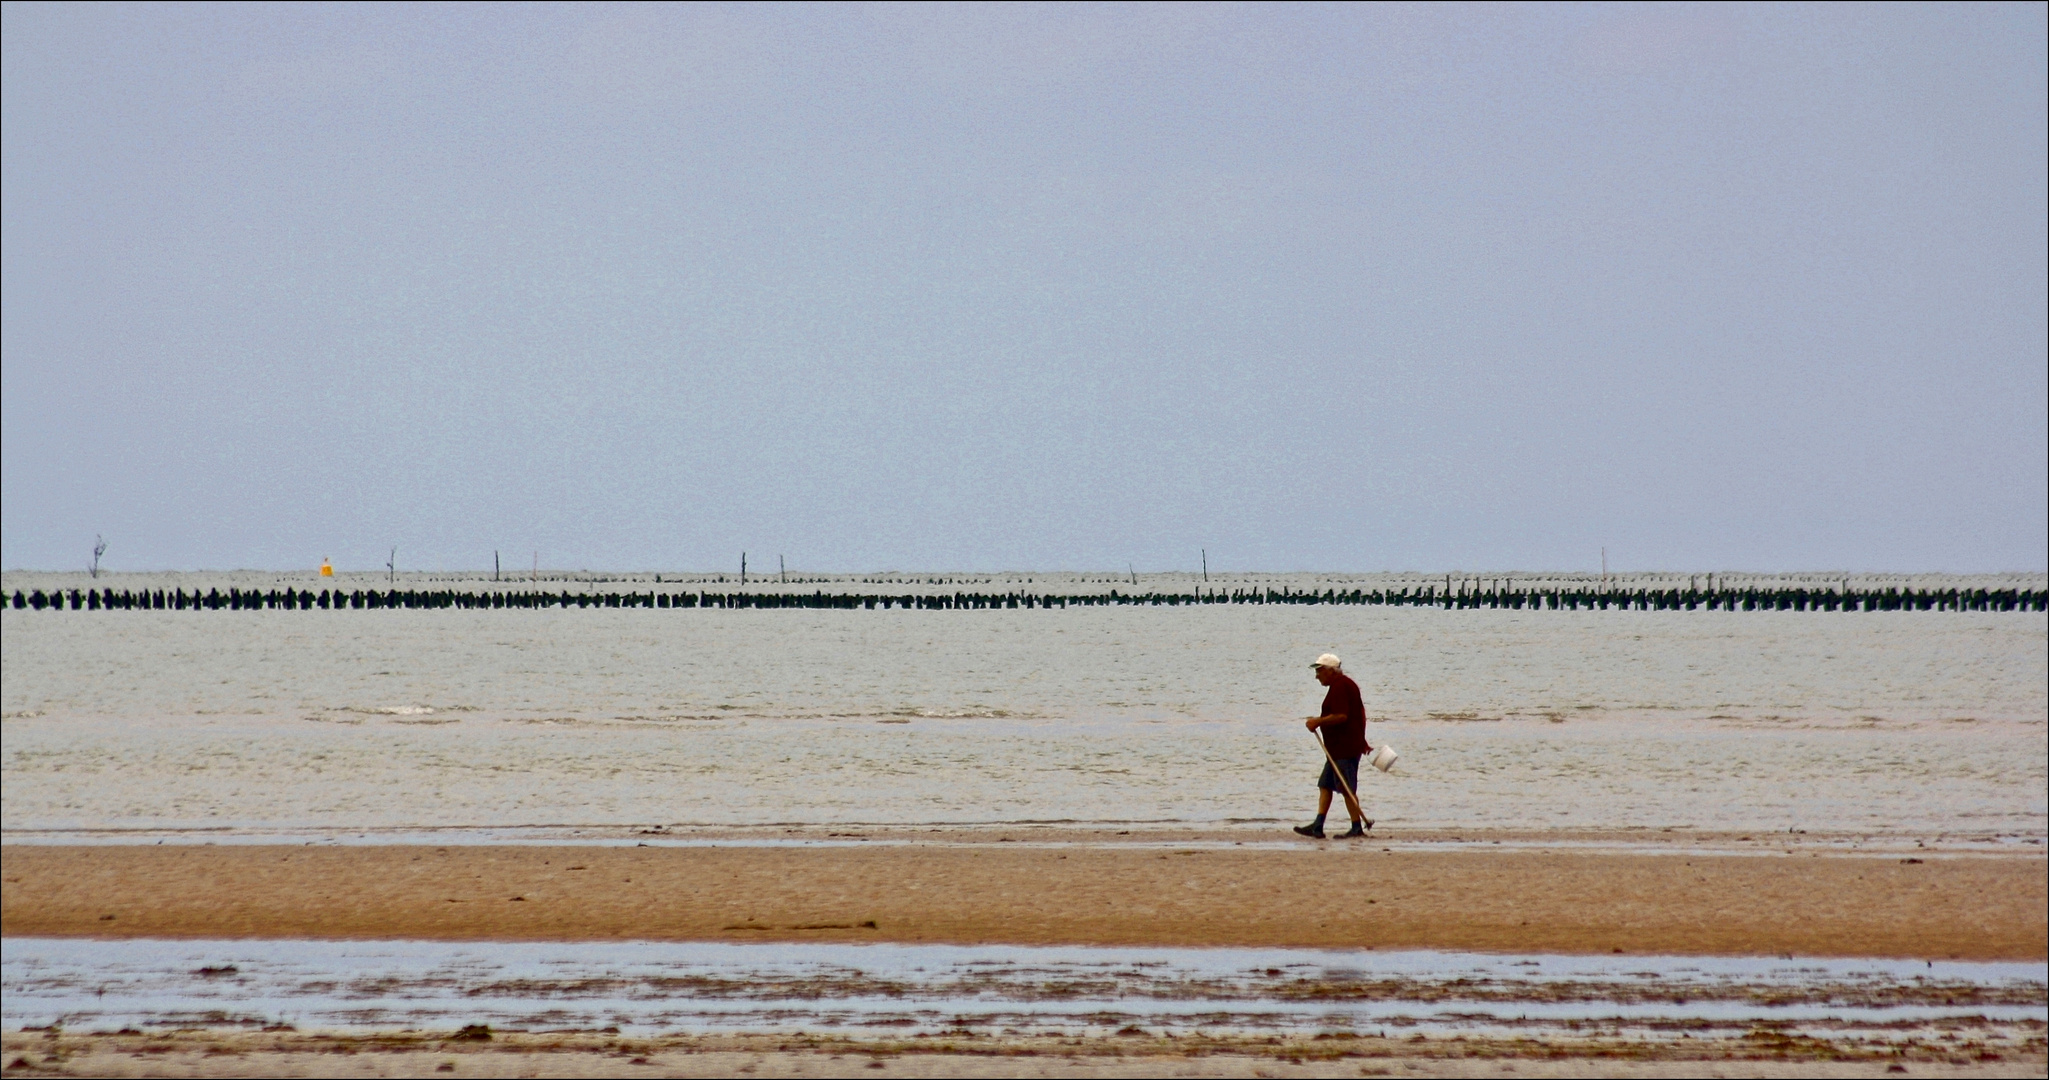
(7, 603, 2044, 725)
(3, 602, 2043, 838)
(3, 711, 2044, 837)
(5, 938, 2041, 1040)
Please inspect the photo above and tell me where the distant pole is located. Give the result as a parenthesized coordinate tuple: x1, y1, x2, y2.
(741, 552, 747, 587)
(1201, 549, 1208, 583)
(780, 554, 786, 584)
(494, 551, 500, 582)
(388, 547, 397, 585)
(1601, 547, 1607, 586)
(532, 552, 538, 583)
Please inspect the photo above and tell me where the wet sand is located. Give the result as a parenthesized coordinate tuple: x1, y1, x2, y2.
(3, 1029, 2044, 1078)
(5, 840, 2042, 959)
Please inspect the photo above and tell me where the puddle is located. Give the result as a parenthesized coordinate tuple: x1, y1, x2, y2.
(5, 939, 2041, 1041)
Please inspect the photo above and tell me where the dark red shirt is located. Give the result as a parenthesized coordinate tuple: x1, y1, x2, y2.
(1320, 672, 1370, 757)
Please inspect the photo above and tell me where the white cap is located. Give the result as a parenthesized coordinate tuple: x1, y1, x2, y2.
(1312, 653, 1342, 669)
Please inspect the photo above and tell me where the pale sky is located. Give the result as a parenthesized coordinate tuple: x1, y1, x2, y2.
(4, 3, 2043, 574)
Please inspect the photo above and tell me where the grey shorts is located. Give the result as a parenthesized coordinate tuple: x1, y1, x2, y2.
(1318, 755, 1361, 795)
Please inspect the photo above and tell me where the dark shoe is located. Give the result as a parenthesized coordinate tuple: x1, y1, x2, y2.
(1293, 823, 1327, 839)
(1342, 820, 1371, 838)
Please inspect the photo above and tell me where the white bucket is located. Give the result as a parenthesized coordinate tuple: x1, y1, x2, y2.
(1369, 744, 1399, 773)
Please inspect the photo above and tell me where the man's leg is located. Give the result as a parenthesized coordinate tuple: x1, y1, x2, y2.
(1335, 759, 1373, 837)
(1339, 790, 1373, 836)
(1295, 785, 1334, 838)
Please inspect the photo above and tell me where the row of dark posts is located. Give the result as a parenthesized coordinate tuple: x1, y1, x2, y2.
(10, 584, 2044, 613)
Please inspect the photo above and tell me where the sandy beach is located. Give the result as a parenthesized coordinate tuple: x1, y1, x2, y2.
(6, 836, 2042, 959)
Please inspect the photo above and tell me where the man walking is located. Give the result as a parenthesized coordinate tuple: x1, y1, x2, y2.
(1296, 653, 1373, 839)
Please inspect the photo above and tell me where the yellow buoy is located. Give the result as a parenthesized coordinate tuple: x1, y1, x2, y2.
(320, 559, 333, 577)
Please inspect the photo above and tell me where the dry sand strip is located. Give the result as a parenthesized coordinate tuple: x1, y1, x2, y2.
(3, 1031, 2044, 1079)
(3, 845, 2043, 959)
